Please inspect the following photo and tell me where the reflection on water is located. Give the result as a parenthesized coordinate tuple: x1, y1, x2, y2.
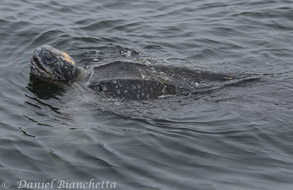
(27, 75, 68, 100)
(0, 0, 293, 189)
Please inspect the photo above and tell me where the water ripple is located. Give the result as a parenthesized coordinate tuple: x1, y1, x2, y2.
(1, 0, 293, 189)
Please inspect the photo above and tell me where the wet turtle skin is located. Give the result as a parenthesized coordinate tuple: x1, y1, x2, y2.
(30, 45, 248, 100)
(86, 61, 232, 99)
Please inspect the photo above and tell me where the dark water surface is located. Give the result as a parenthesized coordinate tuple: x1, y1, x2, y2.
(1, 0, 293, 189)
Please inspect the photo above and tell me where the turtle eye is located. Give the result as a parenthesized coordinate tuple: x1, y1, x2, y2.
(46, 55, 57, 65)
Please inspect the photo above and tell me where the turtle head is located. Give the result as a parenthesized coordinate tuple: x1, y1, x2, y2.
(30, 45, 82, 82)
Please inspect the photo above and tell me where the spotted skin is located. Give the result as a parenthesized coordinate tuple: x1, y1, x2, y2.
(30, 45, 257, 100)
(86, 61, 233, 99)
(89, 79, 184, 99)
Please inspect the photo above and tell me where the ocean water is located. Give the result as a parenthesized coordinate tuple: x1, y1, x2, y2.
(1, 0, 293, 189)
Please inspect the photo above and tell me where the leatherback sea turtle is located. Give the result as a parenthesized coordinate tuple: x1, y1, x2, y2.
(30, 45, 257, 99)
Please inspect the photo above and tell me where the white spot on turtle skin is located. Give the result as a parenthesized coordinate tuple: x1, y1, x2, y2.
(162, 85, 167, 94)
(115, 84, 119, 89)
(195, 82, 199, 87)
(131, 84, 137, 90)
(124, 90, 128, 95)
(116, 89, 121, 95)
